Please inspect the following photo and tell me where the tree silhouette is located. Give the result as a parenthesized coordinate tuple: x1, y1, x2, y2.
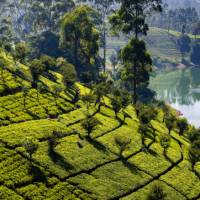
(115, 135, 131, 158)
(81, 116, 101, 139)
(147, 184, 166, 200)
(22, 86, 30, 109)
(177, 118, 188, 135)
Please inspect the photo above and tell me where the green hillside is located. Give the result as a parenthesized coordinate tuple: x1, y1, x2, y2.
(107, 27, 200, 67)
(0, 51, 200, 200)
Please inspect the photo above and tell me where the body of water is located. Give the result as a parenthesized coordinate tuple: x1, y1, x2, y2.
(150, 68, 200, 127)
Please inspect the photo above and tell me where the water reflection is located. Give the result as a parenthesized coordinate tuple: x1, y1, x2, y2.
(151, 68, 200, 127)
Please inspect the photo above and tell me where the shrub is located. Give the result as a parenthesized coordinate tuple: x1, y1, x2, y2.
(114, 135, 131, 157)
(139, 124, 149, 148)
(13, 42, 30, 63)
(160, 135, 171, 155)
(81, 116, 100, 138)
(111, 96, 122, 117)
(188, 128, 200, 142)
(165, 114, 176, 134)
(189, 139, 200, 169)
(147, 184, 166, 200)
(58, 58, 77, 86)
(138, 106, 158, 125)
(177, 118, 188, 135)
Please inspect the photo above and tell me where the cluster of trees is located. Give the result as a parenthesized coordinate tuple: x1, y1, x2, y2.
(188, 128, 200, 176)
(0, 0, 165, 104)
(149, 6, 200, 35)
(177, 34, 200, 65)
(0, 1, 101, 84)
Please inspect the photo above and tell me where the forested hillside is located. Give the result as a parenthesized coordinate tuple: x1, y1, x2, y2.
(0, 0, 200, 199)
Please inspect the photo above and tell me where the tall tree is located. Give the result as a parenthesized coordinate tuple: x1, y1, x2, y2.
(81, 0, 117, 72)
(110, 0, 162, 39)
(0, 17, 14, 51)
(121, 38, 152, 103)
(60, 5, 100, 81)
(177, 34, 191, 62)
(109, 0, 162, 103)
(12, 0, 75, 38)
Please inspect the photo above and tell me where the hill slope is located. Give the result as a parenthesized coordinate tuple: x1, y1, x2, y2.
(107, 27, 200, 68)
(0, 51, 200, 200)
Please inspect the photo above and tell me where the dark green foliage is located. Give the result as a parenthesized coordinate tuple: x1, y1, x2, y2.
(110, 88, 130, 117)
(165, 115, 176, 134)
(81, 116, 101, 137)
(191, 43, 200, 66)
(0, 56, 8, 82)
(160, 135, 171, 151)
(177, 118, 188, 135)
(157, 101, 170, 122)
(137, 87, 156, 104)
(138, 106, 158, 125)
(0, 18, 13, 50)
(58, 58, 77, 86)
(115, 135, 131, 157)
(31, 31, 63, 58)
(147, 184, 166, 200)
(177, 34, 191, 61)
(93, 82, 111, 107)
(81, 0, 116, 72)
(139, 124, 150, 148)
(29, 55, 56, 85)
(109, 0, 162, 37)
(23, 138, 39, 161)
(13, 42, 30, 64)
(111, 96, 123, 117)
(188, 127, 200, 168)
(188, 128, 200, 143)
(189, 139, 200, 168)
(22, 86, 30, 109)
(60, 6, 100, 81)
(120, 38, 152, 103)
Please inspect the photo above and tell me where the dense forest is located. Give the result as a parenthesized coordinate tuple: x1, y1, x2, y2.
(0, 0, 200, 199)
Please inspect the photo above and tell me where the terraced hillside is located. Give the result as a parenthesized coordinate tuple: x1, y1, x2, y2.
(107, 27, 200, 68)
(0, 51, 200, 200)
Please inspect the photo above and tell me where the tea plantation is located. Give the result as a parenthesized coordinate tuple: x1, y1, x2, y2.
(0, 51, 200, 200)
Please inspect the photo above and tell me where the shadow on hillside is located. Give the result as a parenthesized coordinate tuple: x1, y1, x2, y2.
(30, 165, 47, 183)
(25, 109, 40, 120)
(86, 137, 108, 153)
(48, 141, 74, 171)
(122, 158, 140, 174)
(145, 148, 158, 157)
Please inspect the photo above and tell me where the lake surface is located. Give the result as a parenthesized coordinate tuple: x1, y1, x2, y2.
(150, 68, 200, 127)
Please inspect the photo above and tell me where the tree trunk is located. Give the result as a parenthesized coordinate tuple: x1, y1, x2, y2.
(103, 21, 106, 73)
